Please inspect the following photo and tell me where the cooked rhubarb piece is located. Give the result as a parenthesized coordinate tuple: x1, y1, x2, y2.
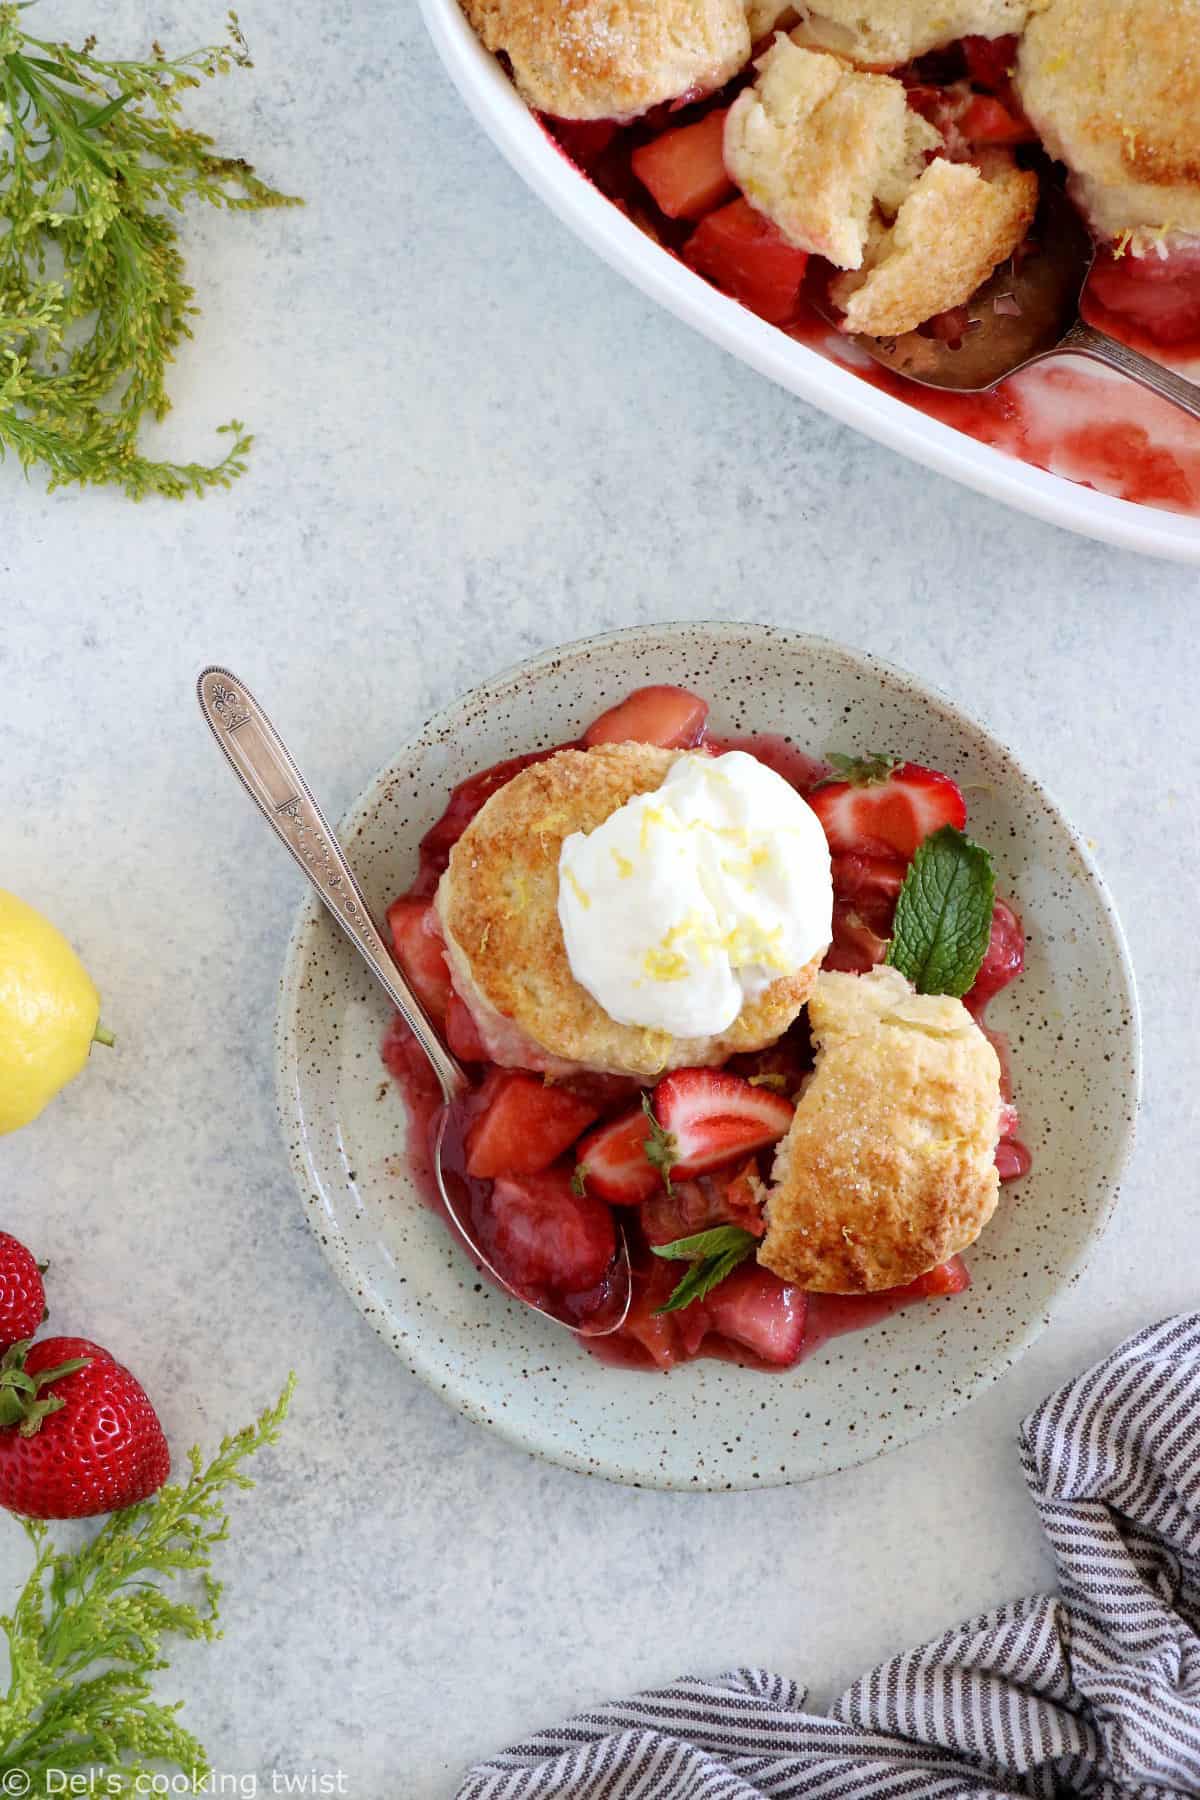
(720, 1159, 768, 1237)
(965, 898, 1025, 1010)
(619, 1257, 684, 1369)
(465, 1071, 599, 1178)
(631, 108, 733, 219)
(683, 197, 809, 325)
(445, 991, 488, 1063)
(830, 851, 908, 903)
(641, 1176, 738, 1246)
(961, 34, 1020, 93)
(1089, 248, 1200, 347)
(583, 684, 709, 749)
(823, 903, 892, 975)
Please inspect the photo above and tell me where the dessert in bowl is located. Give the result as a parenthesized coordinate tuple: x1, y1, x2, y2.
(381, 685, 1026, 1367)
(420, 0, 1200, 555)
(276, 624, 1138, 1487)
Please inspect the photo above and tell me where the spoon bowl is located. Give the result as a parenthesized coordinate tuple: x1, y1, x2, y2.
(812, 183, 1200, 422)
(197, 665, 632, 1338)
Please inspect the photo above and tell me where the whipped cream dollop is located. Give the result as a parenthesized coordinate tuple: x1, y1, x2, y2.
(557, 751, 833, 1037)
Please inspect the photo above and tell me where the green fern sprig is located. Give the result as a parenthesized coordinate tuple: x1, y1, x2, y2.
(0, 8, 301, 498)
(0, 1376, 294, 1792)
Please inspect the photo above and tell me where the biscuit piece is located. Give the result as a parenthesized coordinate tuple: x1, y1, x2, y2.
(1016, 0, 1200, 241)
(461, 0, 751, 121)
(832, 154, 1037, 335)
(747, 0, 796, 39)
(436, 744, 823, 1081)
(724, 38, 942, 267)
(758, 965, 1001, 1292)
(792, 0, 1027, 67)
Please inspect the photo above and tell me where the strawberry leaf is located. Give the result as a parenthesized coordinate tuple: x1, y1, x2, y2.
(651, 1225, 757, 1312)
(823, 751, 901, 787)
(886, 825, 995, 996)
(641, 1092, 678, 1193)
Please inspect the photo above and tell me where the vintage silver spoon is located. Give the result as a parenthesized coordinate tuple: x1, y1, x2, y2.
(812, 184, 1200, 419)
(197, 665, 631, 1336)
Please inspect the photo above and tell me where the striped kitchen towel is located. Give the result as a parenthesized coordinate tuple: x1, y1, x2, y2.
(456, 1312, 1200, 1798)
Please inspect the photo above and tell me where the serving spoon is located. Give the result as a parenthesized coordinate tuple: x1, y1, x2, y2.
(197, 665, 632, 1337)
(811, 184, 1200, 420)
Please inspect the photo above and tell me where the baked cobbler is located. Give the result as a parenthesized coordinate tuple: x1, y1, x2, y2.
(458, 0, 1200, 355)
(382, 684, 1030, 1372)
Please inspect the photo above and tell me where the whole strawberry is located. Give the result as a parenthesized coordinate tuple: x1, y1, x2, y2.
(0, 1232, 46, 1351)
(0, 1336, 170, 1518)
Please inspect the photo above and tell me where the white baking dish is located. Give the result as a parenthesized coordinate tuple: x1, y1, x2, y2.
(419, 0, 1200, 563)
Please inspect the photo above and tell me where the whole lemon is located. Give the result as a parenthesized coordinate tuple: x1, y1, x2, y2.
(0, 889, 113, 1135)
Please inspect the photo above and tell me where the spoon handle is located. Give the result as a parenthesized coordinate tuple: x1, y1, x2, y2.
(1062, 321, 1200, 423)
(197, 665, 468, 1104)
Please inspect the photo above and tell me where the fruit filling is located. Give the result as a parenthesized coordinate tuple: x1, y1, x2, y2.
(382, 684, 1029, 1372)
(523, 15, 1200, 511)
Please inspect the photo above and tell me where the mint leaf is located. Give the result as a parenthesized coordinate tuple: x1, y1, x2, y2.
(651, 1225, 757, 1313)
(886, 825, 995, 997)
(823, 751, 901, 787)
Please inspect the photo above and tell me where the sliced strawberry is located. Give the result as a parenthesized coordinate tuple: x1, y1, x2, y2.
(897, 1256, 971, 1299)
(576, 1105, 660, 1205)
(965, 898, 1025, 1011)
(807, 758, 967, 861)
(960, 94, 1035, 145)
(387, 899, 452, 1024)
(631, 108, 732, 219)
(584, 685, 708, 749)
(651, 1069, 794, 1181)
(445, 991, 488, 1063)
(683, 197, 809, 325)
(465, 1071, 599, 1179)
(961, 33, 1020, 92)
(702, 1263, 807, 1366)
(486, 1165, 616, 1296)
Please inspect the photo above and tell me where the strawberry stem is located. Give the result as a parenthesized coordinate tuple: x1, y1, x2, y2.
(640, 1093, 678, 1194)
(0, 1342, 91, 1437)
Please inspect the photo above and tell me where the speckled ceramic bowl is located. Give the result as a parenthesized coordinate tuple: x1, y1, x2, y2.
(275, 624, 1139, 1490)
